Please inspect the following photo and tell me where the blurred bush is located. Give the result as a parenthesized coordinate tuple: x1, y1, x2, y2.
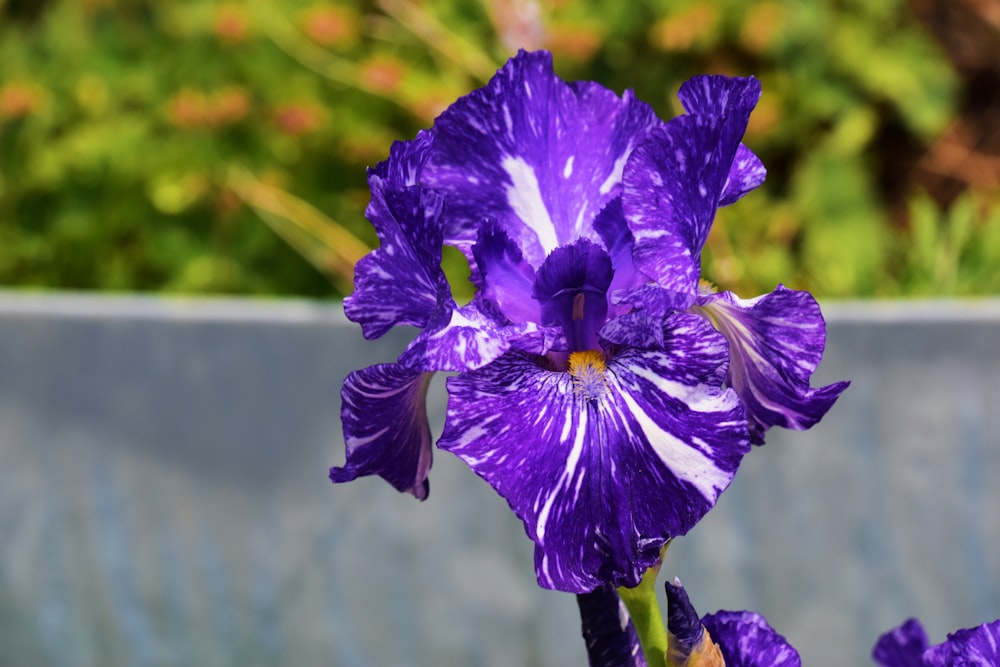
(0, 0, 997, 299)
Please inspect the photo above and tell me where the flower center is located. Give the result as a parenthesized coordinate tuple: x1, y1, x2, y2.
(568, 350, 609, 401)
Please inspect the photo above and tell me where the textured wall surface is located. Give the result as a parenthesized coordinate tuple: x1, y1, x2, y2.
(1, 293, 998, 666)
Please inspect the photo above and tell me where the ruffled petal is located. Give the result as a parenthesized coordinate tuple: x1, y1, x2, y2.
(398, 297, 559, 372)
(694, 286, 849, 444)
(472, 221, 540, 324)
(923, 620, 1000, 666)
(872, 618, 930, 667)
(598, 312, 664, 350)
(369, 129, 433, 188)
(623, 76, 760, 297)
(438, 314, 748, 592)
(577, 585, 646, 667)
(676, 76, 765, 206)
(532, 239, 613, 352)
(700, 610, 801, 667)
(676, 75, 762, 118)
(330, 364, 434, 500)
(422, 50, 662, 267)
(344, 167, 452, 339)
(720, 143, 767, 206)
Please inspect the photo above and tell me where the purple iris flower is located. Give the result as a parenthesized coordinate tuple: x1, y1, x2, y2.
(330, 50, 846, 592)
(873, 617, 1000, 666)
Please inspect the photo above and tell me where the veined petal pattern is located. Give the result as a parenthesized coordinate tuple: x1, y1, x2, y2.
(331, 364, 435, 500)
(694, 285, 849, 444)
(438, 314, 748, 592)
(343, 177, 451, 340)
(422, 50, 663, 268)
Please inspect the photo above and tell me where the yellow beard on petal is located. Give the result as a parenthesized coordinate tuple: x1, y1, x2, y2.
(568, 350, 609, 401)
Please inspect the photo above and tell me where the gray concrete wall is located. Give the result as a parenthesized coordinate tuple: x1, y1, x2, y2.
(1, 293, 998, 666)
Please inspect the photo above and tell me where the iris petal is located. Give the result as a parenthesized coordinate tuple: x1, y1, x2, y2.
(720, 143, 767, 207)
(370, 130, 433, 187)
(422, 50, 663, 268)
(344, 135, 452, 339)
(330, 364, 434, 500)
(438, 314, 748, 593)
(701, 610, 802, 667)
(695, 285, 850, 444)
(398, 297, 559, 372)
(593, 197, 648, 315)
(624, 76, 761, 298)
(872, 618, 930, 667)
(923, 621, 1000, 666)
(472, 221, 540, 324)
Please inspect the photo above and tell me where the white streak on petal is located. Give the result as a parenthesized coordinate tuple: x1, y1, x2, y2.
(617, 388, 729, 502)
(598, 152, 631, 195)
(502, 155, 558, 253)
(563, 155, 575, 179)
(536, 407, 587, 542)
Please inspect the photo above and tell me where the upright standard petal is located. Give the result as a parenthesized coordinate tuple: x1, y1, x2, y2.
(438, 314, 748, 592)
(623, 76, 760, 297)
(422, 50, 663, 268)
(720, 143, 767, 206)
(872, 618, 930, 667)
(330, 364, 434, 500)
(700, 610, 802, 667)
(369, 130, 433, 188)
(675, 76, 765, 208)
(693, 285, 849, 444)
(343, 176, 452, 340)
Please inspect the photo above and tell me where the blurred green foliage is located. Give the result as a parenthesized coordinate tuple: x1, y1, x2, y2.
(0, 0, 997, 299)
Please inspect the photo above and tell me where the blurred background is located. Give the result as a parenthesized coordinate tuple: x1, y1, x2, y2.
(1, 0, 998, 301)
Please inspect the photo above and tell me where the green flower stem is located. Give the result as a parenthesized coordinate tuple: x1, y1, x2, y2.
(617, 563, 669, 666)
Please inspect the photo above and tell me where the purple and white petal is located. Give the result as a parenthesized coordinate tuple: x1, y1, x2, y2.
(369, 129, 433, 188)
(612, 283, 694, 317)
(676, 75, 762, 119)
(675, 75, 766, 208)
(694, 285, 849, 444)
(472, 221, 540, 324)
(598, 312, 664, 350)
(923, 620, 1000, 666)
(532, 239, 614, 352)
(577, 584, 646, 667)
(422, 50, 663, 268)
(398, 297, 559, 372)
(872, 618, 930, 667)
(720, 143, 767, 206)
(623, 76, 760, 297)
(343, 178, 452, 339)
(701, 610, 801, 667)
(438, 314, 748, 593)
(623, 112, 747, 298)
(330, 364, 434, 500)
